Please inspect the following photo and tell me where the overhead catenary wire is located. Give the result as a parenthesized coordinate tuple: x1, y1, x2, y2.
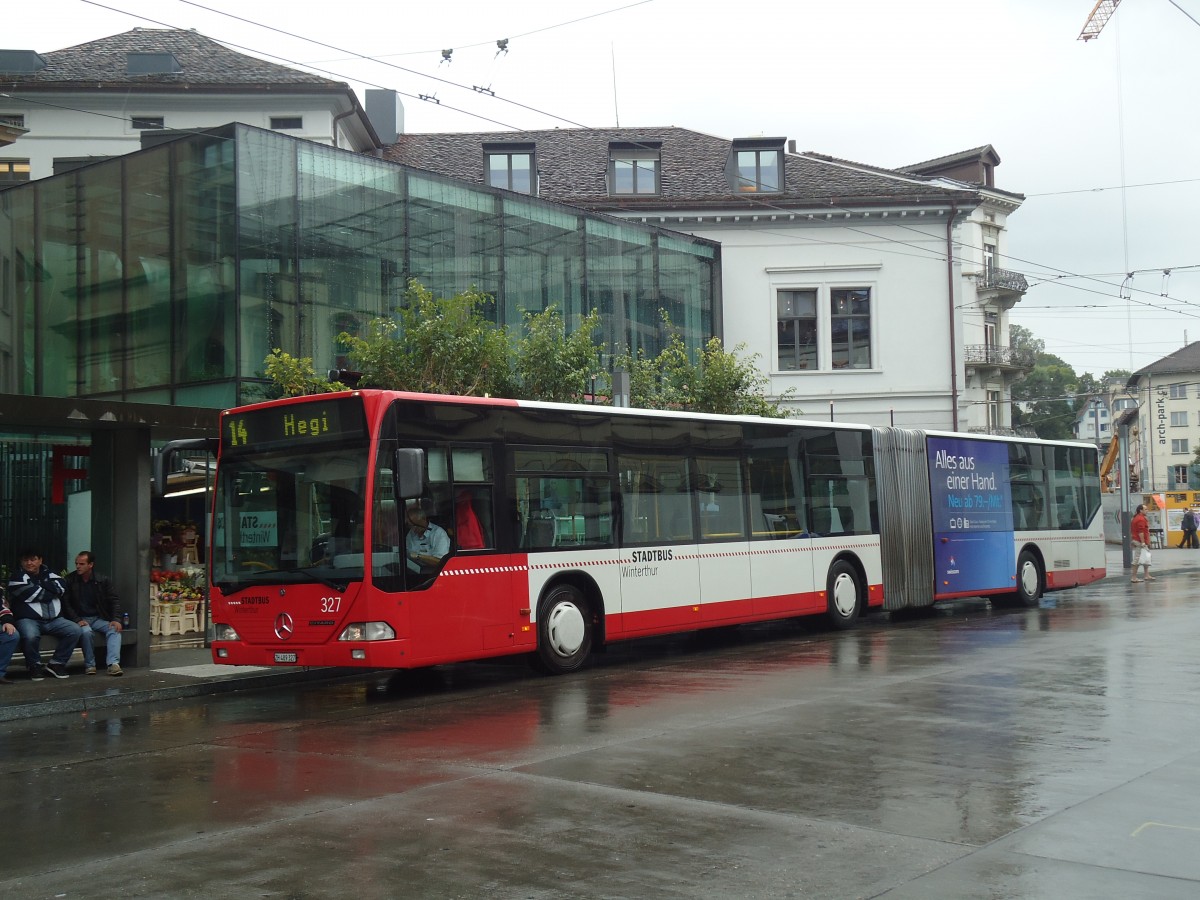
(72, 0, 1200, 326)
(18, 3, 1198, 377)
(296, 0, 657, 62)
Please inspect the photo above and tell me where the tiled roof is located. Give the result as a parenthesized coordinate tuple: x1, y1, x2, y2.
(0, 28, 347, 90)
(1130, 341, 1200, 380)
(384, 127, 981, 210)
(901, 144, 999, 173)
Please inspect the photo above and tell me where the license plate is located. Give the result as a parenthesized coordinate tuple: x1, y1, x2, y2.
(274, 652, 298, 663)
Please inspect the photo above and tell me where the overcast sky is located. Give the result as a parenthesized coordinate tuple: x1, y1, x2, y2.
(9, 0, 1200, 379)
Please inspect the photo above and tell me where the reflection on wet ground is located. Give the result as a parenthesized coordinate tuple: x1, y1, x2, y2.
(5, 568, 1200, 897)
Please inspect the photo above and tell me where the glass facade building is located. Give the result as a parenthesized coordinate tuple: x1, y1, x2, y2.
(0, 123, 720, 408)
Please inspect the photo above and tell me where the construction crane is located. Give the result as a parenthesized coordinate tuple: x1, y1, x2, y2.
(1079, 0, 1123, 40)
(1099, 436, 1120, 491)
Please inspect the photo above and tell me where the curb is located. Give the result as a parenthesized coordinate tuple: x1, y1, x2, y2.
(0, 666, 376, 723)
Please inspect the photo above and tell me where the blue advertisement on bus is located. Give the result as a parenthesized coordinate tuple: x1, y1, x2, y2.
(928, 436, 1015, 595)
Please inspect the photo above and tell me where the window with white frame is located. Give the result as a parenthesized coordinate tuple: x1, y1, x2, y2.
(984, 311, 998, 348)
(776, 286, 873, 372)
(983, 242, 996, 276)
(777, 290, 818, 370)
(831, 288, 872, 369)
(1173, 464, 1190, 487)
(609, 143, 659, 195)
(1172, 438, 1190, 454)
(1169, 382, 1188, 399)
(484, 144, 535, 194)
(1172, 411, 1188, 427)
(987, 390, 1001, 432)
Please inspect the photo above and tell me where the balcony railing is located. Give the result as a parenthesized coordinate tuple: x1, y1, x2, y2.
(981, 267, 1028, 293)
(963, 344, 1037, 370)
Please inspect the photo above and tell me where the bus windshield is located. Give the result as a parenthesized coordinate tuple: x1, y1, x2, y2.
(211, 443, 370, 593)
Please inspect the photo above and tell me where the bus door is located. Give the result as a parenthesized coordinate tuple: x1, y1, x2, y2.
(395, 445, 518, 661)
(746, 444, 817, 617)
(1046, 446, 1085, 584)
(617, 454, 701, 634)
(693, 456, 753, 622)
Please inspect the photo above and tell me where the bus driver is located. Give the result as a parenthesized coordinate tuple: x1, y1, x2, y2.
(406, 501, 451, 572)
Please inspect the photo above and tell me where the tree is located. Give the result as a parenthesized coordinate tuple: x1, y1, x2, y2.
(1012, 362, 1077, 440)
(354, 281, 516, 398)
(614, 314, 793, 417)
(262, 349, 344, 398)
(512, 305, 607, 404)
(263, 281, 789, 417)
(1102, 369, 1131, 385)
(1009, 325, 1120, 441)
(1009, 324, 1045, 359)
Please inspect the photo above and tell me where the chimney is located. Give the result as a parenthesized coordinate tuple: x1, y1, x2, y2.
(787, 139, 796, 153)
(365, 89, 405, 144)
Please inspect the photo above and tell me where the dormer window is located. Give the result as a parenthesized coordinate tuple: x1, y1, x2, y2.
(0, 50, 47, 74)
(126, 52, 182, 75)
(609, 142, 660, 195)
(484, 143, 536, 194)
(730, 138, 785, 193)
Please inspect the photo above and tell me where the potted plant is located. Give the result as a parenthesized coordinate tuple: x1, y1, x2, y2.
(151, 519, 180, 567)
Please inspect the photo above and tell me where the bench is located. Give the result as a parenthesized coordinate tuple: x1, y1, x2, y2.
(17, 627, 139, 671)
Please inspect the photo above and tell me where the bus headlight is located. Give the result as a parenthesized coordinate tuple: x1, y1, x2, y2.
(337, 622, 395, 641)
(213, 623, 241, 642)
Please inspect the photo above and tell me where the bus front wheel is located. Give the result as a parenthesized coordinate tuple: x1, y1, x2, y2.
(533, 585, 593, 675)
(825, 560, 861, 630)
(1015, 550, 1043, 608)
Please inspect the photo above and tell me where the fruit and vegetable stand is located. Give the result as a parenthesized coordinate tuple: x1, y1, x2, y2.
(150, 567, 206, 636)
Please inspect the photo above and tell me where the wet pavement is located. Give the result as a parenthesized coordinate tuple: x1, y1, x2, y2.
(0, 644, 365, 722)
(3, 545, 1200, 898)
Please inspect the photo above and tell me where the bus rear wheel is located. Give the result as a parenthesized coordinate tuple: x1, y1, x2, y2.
(533, 585, 593, 675)
(825, 560, 861, 630)
(1014, 550, 1043, 608)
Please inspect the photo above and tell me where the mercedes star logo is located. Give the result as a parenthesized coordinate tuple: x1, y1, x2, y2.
(274, 612, 294, 641)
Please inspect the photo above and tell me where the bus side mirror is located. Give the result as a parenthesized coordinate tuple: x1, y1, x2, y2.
(153, 437, 219, 499)
(393, 448, 425, 500)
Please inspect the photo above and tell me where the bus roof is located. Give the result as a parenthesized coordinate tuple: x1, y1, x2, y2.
(223, 389, 1096, 449)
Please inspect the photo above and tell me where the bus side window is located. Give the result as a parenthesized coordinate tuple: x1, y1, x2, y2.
(511, 447, 613, 551)
(746, 447, 805, 540)
(618, 455, 692, 544)
(454, 488, 489, 549)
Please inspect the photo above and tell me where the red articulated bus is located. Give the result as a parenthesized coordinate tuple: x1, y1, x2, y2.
(155, 390, 1105, 675)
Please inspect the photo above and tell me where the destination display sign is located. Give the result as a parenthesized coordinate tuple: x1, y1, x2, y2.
(927, 436, 1015, 595)
(221, 397, 367, 455)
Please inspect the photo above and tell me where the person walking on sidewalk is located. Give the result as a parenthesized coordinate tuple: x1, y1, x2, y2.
(1130, 504, 1155, 583)
(63, 550, 124, 676)
(0, 593, 19, 685)
(8, 548, 79, 679)
(1182, 508, 1199, 549)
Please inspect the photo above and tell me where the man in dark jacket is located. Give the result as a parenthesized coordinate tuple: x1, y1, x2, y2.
(0, 594, 18, 684)
(63, 550, 124, 676)
(8, 548, 79, 680)
(1181, 508, 1198, 549)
